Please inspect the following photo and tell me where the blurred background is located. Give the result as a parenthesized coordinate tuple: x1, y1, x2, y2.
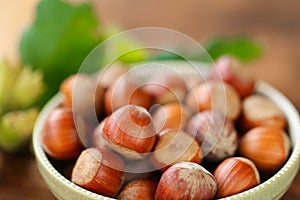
(0, 0, 300, 199)
(1, 0, 300, 108)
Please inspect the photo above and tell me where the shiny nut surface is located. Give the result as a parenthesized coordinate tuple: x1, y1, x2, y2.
(151, 129, 202, 171)
(42, 108, 84, 160)
(186, 81, 241, 120)
(71, 148, 124, 197)
(152, 102, 192, 132)
(155, 162, 217, 200)
(214, 157, 260, 198)
(102, 105, 157, 159)
(240, 94, 286, 131)
(239, 126, 290, 173)
(186, 110, 238, 162)
(117, 179, 157, 200)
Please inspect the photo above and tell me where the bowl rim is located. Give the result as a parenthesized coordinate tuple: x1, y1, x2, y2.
(32, 62, 300, 200)
(221, 81, 300, 199)
(33, 93, 112, 199)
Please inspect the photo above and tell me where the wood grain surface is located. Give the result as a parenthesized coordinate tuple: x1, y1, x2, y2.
(0, 0, 300, 199)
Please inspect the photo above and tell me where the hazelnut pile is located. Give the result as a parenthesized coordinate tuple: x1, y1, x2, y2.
(41, 58, 291, 200)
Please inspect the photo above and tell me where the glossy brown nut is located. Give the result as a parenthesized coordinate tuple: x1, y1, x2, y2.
(92, 117, 107, 149)
(240, 94, 286, 131)
(60, 74, 104, 124)
(142, 72, 188, 105)
(104, 76, 152, 115)
(209, 56, 254, 98)
(152, 102, 192, 132)
(71, 148, 124, 197)
(102, 105, 157, 159)
(42, 108, 84, 160)
(239, 126, 290, 173)
(151, 129, 202, 172)
(155, 162, 217, 200)
(186, 81, 241, 120)
(123, 157, 160, 184)
(118, 179, 158, 200)
(214, 157, 260, 198)
(186, 110, 239, 162)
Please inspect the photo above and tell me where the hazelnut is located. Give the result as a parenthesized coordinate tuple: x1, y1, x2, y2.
(118, 179, 158, 200)
(239, 126, 291, 173)
(92, 117, 107, 149)
(102, 105, 157, 159)
(142, 72, 188, 105)
(240, 94, 286, 131)
(151, 129, 202, 171)
(42, 108, 84, 160)
(214, 157, 260, 198)
(155, 162, 217, 200)
(186, 81, 241, 120)
(104, 76, 152, 114)
(186, 110, 239, 162)
(60, 74, 104, 125)
(209, 56, 254, 98)
(71, 148, 124, 197)
(123, 157, 160, 184)
(152, 102, 192, 132)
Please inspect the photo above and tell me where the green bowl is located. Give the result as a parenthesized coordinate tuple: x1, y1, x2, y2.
(33, 62, 300, 200)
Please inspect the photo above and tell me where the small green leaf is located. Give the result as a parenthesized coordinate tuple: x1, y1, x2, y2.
(147, 51, 185, 61)
(146, 36, 261, 63)
(204, 36, 262, 61)
(101, 26, 149, 65)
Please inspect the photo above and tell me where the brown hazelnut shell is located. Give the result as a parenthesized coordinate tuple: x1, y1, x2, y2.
(102, 105, 157, 159)
(118, 179, 158, 200)
(71, 148, 124, 197)
(209, 56, 254, 98)
(104, 77, 152, 115)
(214, 157, 260, 198)
(239, 126, 290, 173)
(240, 94, 286, 131)
(155, 162, 217, 200)
(152, 102, 192, 133)
(42, 108, 84, 160)
(186, 81, 241, 121)
(151, 129, 202, 172)
(186, 110, 239, 162)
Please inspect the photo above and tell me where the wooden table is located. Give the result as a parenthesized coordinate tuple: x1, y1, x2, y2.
(0, 0, 300, 199)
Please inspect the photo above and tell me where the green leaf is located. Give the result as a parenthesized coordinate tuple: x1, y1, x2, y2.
(9, 66, 45, 109)
(101, 26, 149, 65)
(0, 58, 44, 113)
(204, 36, 262, 61)
(146, 36, 261, 63)
(0, 59, 21, 113)
(147, 51, 185, 61)
(20, 0, 102, 104)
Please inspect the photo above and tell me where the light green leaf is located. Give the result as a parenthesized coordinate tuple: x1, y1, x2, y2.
(9, 67, 45, 109)
(102, 26, 149, 65)
(20, 0, 102, 104)
(204, 36, 262, 61)
(0, 59, 21, 113)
